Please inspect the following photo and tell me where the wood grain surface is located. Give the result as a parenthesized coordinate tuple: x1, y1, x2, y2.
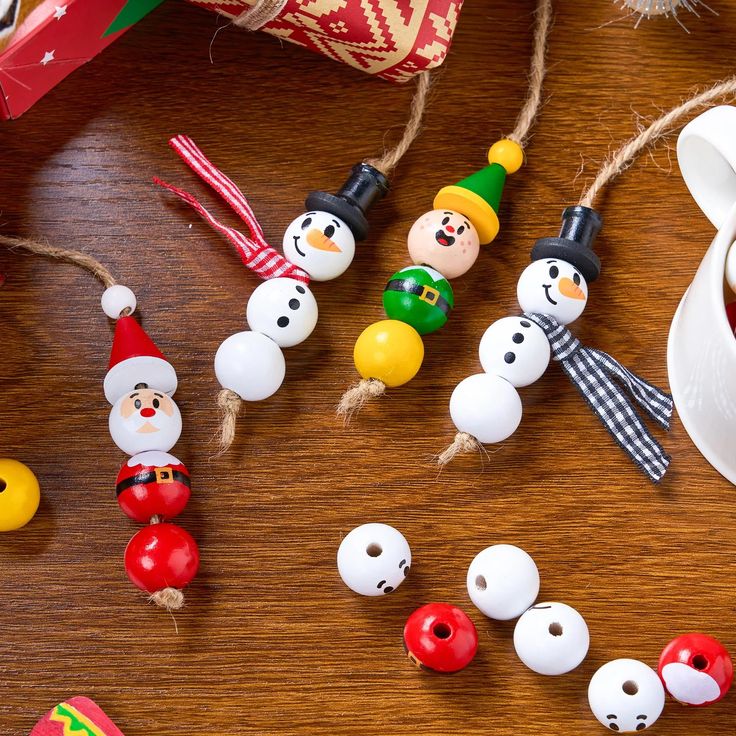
(2, 1, 736, 734)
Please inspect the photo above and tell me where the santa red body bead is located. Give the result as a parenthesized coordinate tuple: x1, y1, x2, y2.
(403, 603, 478, 673)
(658, 633, 733, 706)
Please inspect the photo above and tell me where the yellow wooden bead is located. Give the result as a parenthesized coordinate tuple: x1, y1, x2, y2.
(0, 459, 40, 531)
(353, 320, 424, 388)
(488, 139, 524, 174)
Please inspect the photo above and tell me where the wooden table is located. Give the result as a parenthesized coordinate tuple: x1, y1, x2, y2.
(2, 1, 736, 733)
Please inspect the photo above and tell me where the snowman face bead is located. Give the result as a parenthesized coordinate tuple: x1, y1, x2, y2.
(478, 317, 551, 387)
(283, 211, 355, 282)
(109, 388, 182, 456)
(517, 258, 588, 325)
(513, 602, 589, 675)
(246, 278, 318, 348)
(466, 544, 540, 620)
(337, 523, 411, 596)
(588, 659, 665, 732)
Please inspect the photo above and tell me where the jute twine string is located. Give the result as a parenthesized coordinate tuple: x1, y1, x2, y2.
(336, 378, 386, 424)
(216, 388, 243, 455)
(233, 0, 287, 31)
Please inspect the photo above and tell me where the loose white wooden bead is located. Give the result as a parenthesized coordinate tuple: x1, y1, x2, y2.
(101, 285, 137, 319)
(466, 544, 540, 620)
(513, 602, 589, 675)
(246, 278, 318, 348)
(449, 373, 522, 444)
(588, 659, 665, 732)
(337, 523, 411, 596)
(479, 316, 551, 387)
(214, 331, 286, 401)
(517, 259, 588, 325)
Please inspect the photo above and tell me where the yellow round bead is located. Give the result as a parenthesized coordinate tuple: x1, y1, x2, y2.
(488, 139, 524, 175)
(0, 459, 40, 532)
(353, 320, 424, 388)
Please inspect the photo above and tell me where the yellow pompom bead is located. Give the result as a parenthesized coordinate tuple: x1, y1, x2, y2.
(354, 320, 425, 388)
(0, 459, 40, 532)
(488, 139, 524, 175)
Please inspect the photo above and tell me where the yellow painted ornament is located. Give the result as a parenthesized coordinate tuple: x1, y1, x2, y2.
(488, 138, 524, 174)
(354, 320, 424, 388)
(0, 458, 40, 531)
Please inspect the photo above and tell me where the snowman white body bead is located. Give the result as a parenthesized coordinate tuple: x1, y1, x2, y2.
(337, 523, 411, 596)
(479, 317, 551, 387)
(588, 659, 665, 732)
(246, 278, 318, 348)
(513, 602, 590, 675)
(214, 331, 286, 401)
(466, 544, 540, 620)
(517, 258, 588, 325)
(101, 285, 137, 319)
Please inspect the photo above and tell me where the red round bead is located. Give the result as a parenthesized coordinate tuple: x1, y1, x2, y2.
(658, 633, 733, 706)
(124, 523, 200, 593)
(403, 603, 478, 673)
(116, 456, 191, 523)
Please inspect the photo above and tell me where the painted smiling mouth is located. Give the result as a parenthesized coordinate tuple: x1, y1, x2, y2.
(542, 284, 557, 305)
(293, 235, 306, 258)
(434, 229, 455, 247)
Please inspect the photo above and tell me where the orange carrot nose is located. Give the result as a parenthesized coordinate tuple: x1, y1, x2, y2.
(558, 277, 586, 300)
(306, 228, 342, 252)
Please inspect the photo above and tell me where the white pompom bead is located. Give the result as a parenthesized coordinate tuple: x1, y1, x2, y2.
(101, 285, 136, 319)
(513, 602, 590, 676)
(449, 373, 522, 444)
(214, 331, 286, 401)
(466, 544, 540, 620)
(337, 523, 411, 596)
(246, 278, 318, 348)
(588, 659, 665, 732)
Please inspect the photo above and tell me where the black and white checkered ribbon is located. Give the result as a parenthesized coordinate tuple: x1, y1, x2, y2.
(525, 312, 673, 483)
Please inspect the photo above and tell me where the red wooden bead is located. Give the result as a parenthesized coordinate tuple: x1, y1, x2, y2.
(658, 633, 733, 706)
(403, 603, 478, 673)
(124, 523, 200, 593)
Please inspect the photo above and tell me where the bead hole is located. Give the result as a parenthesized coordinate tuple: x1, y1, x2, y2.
(692, 654, 709, 670)
(0, 477, 5, 493)
(548, 622, 563, 637)
(366, 543, 382, 557)
(475, 575, 487, 591)
(622, 680, 639, 696)
(433, 623, 452, 639)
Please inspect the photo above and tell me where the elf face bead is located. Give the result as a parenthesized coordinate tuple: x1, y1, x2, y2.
(517, 258, 588, 325)
(0, 458, 40, 532)
(658, 633, 733, 706)
(407, 210, 480, 280)
(588, 659, 665, 732)
(108, 388, 182, 456)
(466, 544, 540, 620)
(246, 278, 319, 348)
(478, 316, 551, 387)
(282, 211, 355, 282)
(337, 523, 411, 596)
(403, 603, 478, 673)
(513, 602, 590, 676)
(383, 265, 454, 335)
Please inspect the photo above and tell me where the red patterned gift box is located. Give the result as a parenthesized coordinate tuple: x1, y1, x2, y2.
(187, 0, 464, 82)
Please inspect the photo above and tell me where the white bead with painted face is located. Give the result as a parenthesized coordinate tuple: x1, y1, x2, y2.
(517, 258, 588, 325)
(513, 602, 590, 675)
(466, 544, 540, 620)
(337, 523, 411, 596)
(588, 659, 665, 732)
(479, 316, 551, 387)
(283, 211, 355, 281)
(109, 388, 182, 456)
(246, 278, 318, 348)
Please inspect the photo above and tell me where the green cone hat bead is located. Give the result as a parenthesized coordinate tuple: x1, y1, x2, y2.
(383, 265, 454, 335)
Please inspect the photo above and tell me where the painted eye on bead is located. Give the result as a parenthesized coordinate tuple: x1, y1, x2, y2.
(153, 398, 160, 409)
(573, 272, 581, 285)
(442, 216, 450, 225)
(134, 399, 142, 409)
(457, 225, 465, 234)
(301, 217, 312, 230)
(324, 224, 335, 238)
(549, 265, 559, 279)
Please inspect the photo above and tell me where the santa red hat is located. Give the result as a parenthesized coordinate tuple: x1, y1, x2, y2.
(104, 316, 178, 404)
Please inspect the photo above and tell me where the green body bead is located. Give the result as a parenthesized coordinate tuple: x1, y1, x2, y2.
(382, 265, 454, 335)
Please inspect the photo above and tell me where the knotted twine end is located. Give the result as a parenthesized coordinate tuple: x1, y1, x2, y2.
(150, 587, 185, 611)
(337, 379, 386, 424)
(216, 388, 243, 455)
(436, 432, 482, 466)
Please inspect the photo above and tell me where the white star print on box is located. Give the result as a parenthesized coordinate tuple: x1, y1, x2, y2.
(40, 50, 55, 65)
(53, 5, 68, 20)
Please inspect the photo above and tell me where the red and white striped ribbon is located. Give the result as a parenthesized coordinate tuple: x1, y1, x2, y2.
(154, 135, 310, 284)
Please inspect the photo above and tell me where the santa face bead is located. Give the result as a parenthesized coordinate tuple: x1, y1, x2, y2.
(0, 458, 40, 532)
(353, 320, 424, 388)
(246, 278, 319, 348)
(513, 602, 589, 676)
(466, 544, 539, 620)
(588, 659, 665, 732)
(407, 210, 480, 280)
(214, 331, 286, 401)
(337, 523, 411, 596)
(101, 285, 137, 319)
(116, 451, 191, 523)
(282, 211, 355, 281)
(404, 603, 478, 673)
(109, 388, 182, 456)
(383, 265, 454, 335)
(478, 316, 551, 387)
(658, 633, 733, 706)
(124, 522, 200, 593)
(517, 258, 588, 325)
(449, 373, 522, 444)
